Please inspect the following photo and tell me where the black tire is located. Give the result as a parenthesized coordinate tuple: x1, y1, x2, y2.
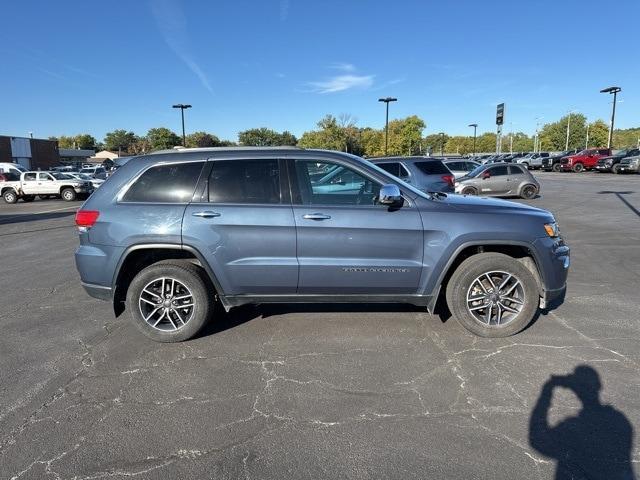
(461, 186, 478, 196)
(520, 184, 537, 199)
(127, 261, 213, 342)
(3, 190, 18, 204)
(552, 163, 561, 172)
(612, 164, 621, 174)
(445, 253, 539, 337)
(572, 163, 584, 173)
(22, 195, 35, 202)
(61, 188, 76, 201)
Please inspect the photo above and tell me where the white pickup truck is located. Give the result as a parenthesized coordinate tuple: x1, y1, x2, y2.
(1, 171, 94, 203)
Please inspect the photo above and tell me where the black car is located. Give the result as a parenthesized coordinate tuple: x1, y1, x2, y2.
(541, 150, 579, 172)
(594, 148, 640, 174)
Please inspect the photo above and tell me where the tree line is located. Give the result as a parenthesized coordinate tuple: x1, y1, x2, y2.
(50, 115, 639, 157)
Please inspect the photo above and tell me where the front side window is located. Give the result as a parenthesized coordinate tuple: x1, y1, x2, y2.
(122, 162, 204, 203)
(295, 160, 380, 205)
(490, 165, 509, 176)
(208, 159, 280, 204)
(38, 173, 54, 181)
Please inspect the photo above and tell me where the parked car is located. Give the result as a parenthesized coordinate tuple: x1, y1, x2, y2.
(369, 156, 455, 192)
(2, 171, 93, 203)
(68, 172, 105, 189)
(560, 148, 612, 172)
(594, 148, 640, 174)
(443, 159, 481, 178)
(74, 147, 568, 342)
(79, 166, 107, 178)
(516, 152, 550, 170)
(541, 150, 578, 172)
(0, 162, 28, 176)
(454, 163, 540, 199)
(617, 155, 640, 174)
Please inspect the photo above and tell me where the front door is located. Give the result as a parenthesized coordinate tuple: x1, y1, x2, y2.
(482, 165, 510, 195)
(182, 158, 298, 295)
(290, 158, 423, 295)
(38, 172, 59, 194)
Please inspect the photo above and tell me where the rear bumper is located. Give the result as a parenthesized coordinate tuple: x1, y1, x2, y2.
(81, 282, 113, 301)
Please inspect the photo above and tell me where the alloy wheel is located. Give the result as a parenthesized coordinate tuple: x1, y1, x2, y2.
(466, 271, 525, 326)
(138, 277, 195, 331)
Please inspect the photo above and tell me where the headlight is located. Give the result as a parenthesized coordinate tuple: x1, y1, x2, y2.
(544, 222, 560, 238)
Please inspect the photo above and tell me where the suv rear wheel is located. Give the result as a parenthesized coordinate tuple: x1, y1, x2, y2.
(461, 186, 478, 196)
(445, 253, 539, 337)
(127, 261, 213, 342)
(520, 184, 537, 199)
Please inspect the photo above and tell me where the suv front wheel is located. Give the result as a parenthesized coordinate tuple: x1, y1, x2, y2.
(127, 261, 213, 342)
(446, 253, 539, 337)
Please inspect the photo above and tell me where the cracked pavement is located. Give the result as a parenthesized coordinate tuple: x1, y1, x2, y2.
(1, 172, 639, 479)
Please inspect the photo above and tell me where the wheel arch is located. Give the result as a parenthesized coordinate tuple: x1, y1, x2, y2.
(426, 241, 544, 311)
(112, 243, 226, 316)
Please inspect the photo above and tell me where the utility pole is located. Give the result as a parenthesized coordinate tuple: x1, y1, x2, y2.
(378, 97, 397, 155)
(439, 132, 445, 156)
(172, 104, 192, 147)
(585, 123, 590, 149)
(600, 86, 621, 148)
(468, 124, 478, 155)
(565, 111, 575, 150)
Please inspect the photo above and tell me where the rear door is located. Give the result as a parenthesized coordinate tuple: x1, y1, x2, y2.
(20, 172, 39, 194)
(182, 157, 297, 295)
(508, 165, 528, 193)
(290, 157, 423, 294)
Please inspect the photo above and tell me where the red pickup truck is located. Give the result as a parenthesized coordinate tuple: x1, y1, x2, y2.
(560, 148, 612, 172)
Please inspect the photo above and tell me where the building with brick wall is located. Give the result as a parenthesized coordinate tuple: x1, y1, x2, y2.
(0, 135, 60, 170)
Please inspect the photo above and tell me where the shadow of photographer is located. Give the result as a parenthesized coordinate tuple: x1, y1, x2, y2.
(529, 365, 636, 479)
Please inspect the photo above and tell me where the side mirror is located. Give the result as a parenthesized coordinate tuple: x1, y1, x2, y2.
(377, 184, 403, 206)
(482, 171, 491, 179)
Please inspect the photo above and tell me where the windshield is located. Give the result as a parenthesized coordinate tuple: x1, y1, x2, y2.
(466, 164, 486, 178)
(51, 172, 73, 180)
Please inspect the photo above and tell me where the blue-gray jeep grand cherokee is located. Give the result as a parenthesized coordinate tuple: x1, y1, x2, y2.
(74, 147, 569, 342)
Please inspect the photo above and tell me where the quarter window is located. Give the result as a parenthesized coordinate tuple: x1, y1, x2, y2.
(414, 161, 450, 175)
(377, 162, 409, 178)
(208, 159, 280, 204)
(295, 161, 380, 205)
(122, 162, 204, 203)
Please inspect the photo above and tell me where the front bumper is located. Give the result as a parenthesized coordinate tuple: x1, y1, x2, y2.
(595, 165, 612, 171)
(619, 164, 639, 173)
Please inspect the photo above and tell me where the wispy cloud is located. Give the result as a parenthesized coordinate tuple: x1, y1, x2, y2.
(308, 64, 374, 94)
(150, 0, 213, 93)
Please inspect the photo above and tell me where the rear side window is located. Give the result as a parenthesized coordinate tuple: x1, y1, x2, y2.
(122, 162, 204, 203)
(376, 162, 409, 178)
(208, 159, 280, 204)
(415, 161, 450, 175)
(23, 172, 37, 181)
(509, 165, 526, 175)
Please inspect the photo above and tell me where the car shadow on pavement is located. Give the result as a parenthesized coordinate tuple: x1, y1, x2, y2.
(0, 211, 76, 225)
(197, 303, 426, 338)
(529, 365, 636, 479)
(597, 191, 639, 218)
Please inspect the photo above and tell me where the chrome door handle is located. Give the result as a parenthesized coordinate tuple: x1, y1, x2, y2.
(303, 213, 331, 220)
(192, 211, 221, 218)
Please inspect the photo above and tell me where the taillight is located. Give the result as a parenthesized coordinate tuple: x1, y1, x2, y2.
(75, 210, 100, 229)
(441, 174, 455, 187)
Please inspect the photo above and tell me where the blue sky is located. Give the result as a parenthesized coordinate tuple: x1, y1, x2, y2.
(1, 0, 639, 142)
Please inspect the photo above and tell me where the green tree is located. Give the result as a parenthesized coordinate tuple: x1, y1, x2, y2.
(613, 127, 640, 149)
(186, 131, 221, 148)
(423, 133, 448, 155)
(539, 114, 587, 151)
(146, 127, 181, 151)
(298, 115, 349, 151)
(238, 128, 297, 146)
(74, 134, 97, 150)
(386, 115, 426, 156)
(360, 127, 385, 157)
(104, 130, 138, 153)
(587, 120, 609, 149)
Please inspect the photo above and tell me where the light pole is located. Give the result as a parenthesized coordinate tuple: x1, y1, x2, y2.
(585, 122, 590, 149)
(439, 132, 445, 156)
(172, 104, 192, 147)
(378, 97, 397, 155)
(565, 110, 576, 150)
(534, 117, 542, 153)
(468, 123, 478, 155)
(600, 86, 621, 148)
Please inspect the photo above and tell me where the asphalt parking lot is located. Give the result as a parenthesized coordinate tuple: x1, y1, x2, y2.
(1, 171, 639, 479)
